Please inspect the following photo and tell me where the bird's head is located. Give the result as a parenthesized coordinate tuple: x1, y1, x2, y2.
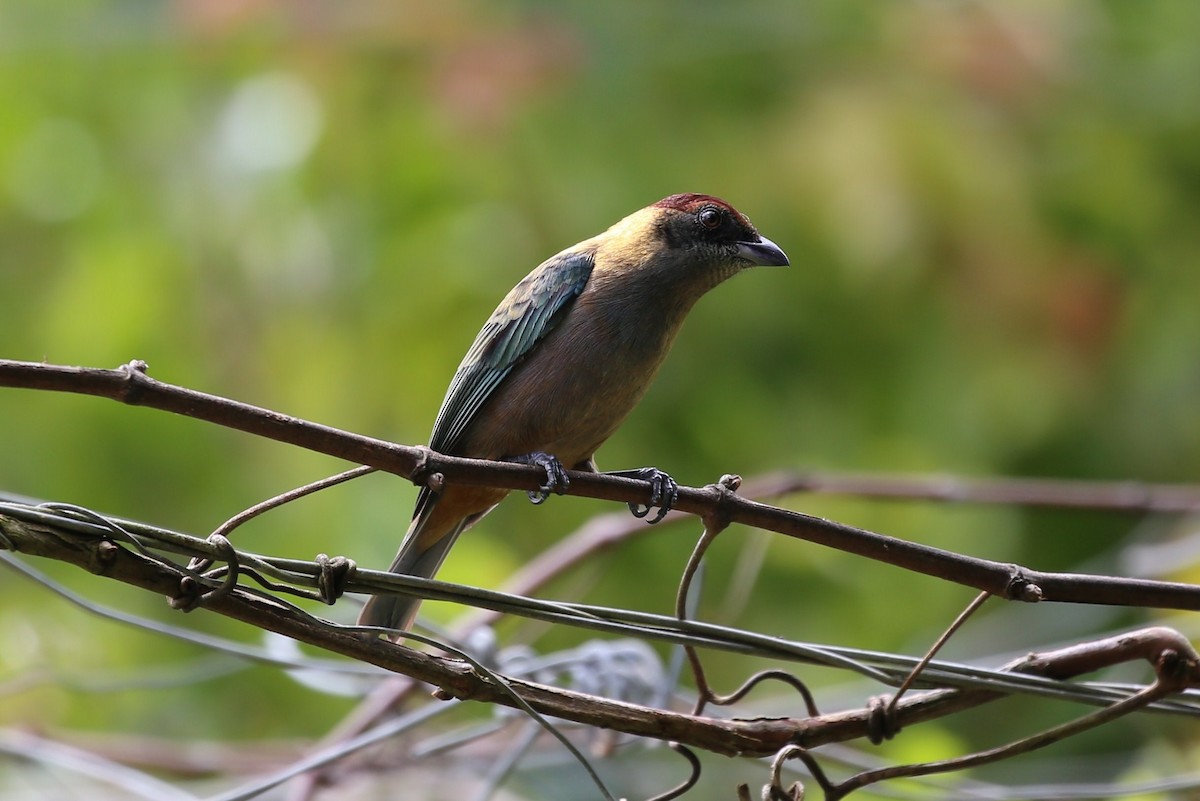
(651, 193, 789, 271)
(589, 193, 788, 297)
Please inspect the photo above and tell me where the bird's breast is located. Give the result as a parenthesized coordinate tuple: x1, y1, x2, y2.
(460, 288, 687, 466)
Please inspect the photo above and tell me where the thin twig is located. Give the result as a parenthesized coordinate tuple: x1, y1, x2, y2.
(885, 591, 993, 726)
(192, 465, 376, 573)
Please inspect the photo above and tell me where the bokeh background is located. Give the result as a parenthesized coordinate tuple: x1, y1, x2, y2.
(3, 1, 1200, 798)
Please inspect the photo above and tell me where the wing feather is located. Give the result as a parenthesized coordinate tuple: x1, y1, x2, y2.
(428, 248, 595, 455)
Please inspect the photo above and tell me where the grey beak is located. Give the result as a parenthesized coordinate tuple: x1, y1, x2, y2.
(736, 234, 789, 267)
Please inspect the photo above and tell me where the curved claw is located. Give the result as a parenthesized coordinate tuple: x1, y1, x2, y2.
(615, 467, 678, 524)
(514, 451, 570, 505)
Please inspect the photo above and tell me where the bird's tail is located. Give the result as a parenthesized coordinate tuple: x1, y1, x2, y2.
(357, 505, 469, 636)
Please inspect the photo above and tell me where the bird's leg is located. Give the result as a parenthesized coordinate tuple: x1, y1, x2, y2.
(605, 467, 678, 524)
(511, 451, 570, 505)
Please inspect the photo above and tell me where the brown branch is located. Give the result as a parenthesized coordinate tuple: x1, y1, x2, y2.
(3, 358, 1200, 613)
(4, 512, 1197, 762)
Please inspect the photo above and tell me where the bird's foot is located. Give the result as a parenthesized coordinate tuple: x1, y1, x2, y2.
(607, 467, 678, 524)
(513, 451, 570, 504)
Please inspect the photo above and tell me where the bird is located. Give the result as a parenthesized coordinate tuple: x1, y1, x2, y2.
(358, 193, 789, 635)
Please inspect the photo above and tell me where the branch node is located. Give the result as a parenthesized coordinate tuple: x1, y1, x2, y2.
(701, 473, 742, 532)
(92, 539, 120, 571)
(1005, 568, 1043, 603)
(117, 360, 151, 405)
(865, 695, 902, 744)
(409, 447, 449, 495)
(407, 446, 436, 489)
(170, 575, 202, 611)
(1154, 648, 1197, 689)
(314, 553, 357, 605)
(1018, 582, 1044, 602)
(170, 534, 240, 612)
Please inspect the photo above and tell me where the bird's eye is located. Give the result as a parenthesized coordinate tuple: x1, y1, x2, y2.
(698, 206, 723, 230)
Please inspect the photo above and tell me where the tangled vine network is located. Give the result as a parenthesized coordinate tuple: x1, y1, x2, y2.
(3, 358, 1200, 801)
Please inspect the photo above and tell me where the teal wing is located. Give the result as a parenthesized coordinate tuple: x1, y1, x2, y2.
(429, 248, 595, 456)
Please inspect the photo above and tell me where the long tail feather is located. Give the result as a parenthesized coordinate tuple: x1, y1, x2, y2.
(357, 509, 468, 636)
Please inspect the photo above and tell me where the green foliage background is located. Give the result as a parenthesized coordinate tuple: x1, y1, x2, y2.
(2, 1, 1199, 797)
